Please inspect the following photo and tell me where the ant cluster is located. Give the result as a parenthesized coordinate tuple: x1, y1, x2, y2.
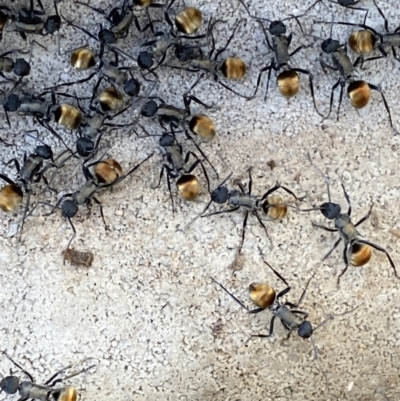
(0, 0, 398, 373)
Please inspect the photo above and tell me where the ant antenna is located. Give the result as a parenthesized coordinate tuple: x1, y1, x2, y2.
(201, 172, 233, 214)
(306, 152, 331, 202)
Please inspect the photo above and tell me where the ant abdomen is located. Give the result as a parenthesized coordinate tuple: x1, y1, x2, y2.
(175, 7, 203, 35)
(0, 185, 23, 212)
(277, 70, 300, 97)
(348, 30, 376, 55)
(347, 80, 371, 109)
(94, 159, 123, 184)
(261, 196, 287, 220)
(176, 174, 201, 201)
(348, 242, 372, 267)
(249, 283, 276, 309)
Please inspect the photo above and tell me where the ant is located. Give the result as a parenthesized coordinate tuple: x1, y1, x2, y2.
(46, 44, 153, 107)
(1, 81, 88, 136)
(165, 18, 253, 99)
(3, 0, 61, 55)
(201, 167, 303, 255)
(0, 352, 95, 401)
(299, 153, 398, 285)
(137, 125, 216, 211)
(0, 50, 31, 81)
(74, 0, 162, 42)
(316, 0, 400, 63)
(212, 261, 331, 359)
(238, 0, 322, 112)
(0, 133, 63, 240)
(41, 153, 153, 263)
(138, 0, 207, 70)
(139, 73, 212, 129)
(313, 16, 398, 134)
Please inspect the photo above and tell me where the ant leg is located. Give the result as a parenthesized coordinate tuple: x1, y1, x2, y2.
(214, 18, 243, 60)
(64, 217, 76, 265)
(166, 172, 175, 212)
(257, 21, 274, 52)
(184, 132, 219, 179)
(44, 364, 74, 386)
(319, 57, 337, 73)
(184, 94, 212, 110)
(201, 205, 240, 218)
(247, 167, 253, 195)
(251, 316, 277, 338)
(337, 245, 349, 286)
(237, 210, 249, 254)
(292, 67, 323, 117)
(210, 277, 264, 313)
(336, 81, 345, 122)
(357, 239, 398, 278)
(289, 45, 303, 58)
(3, 353, 34, 382)
(29, 40, 47, 64)
(373, 0, 389, 32)
(92, 197, 107, 228)
(164, 0, 177, 25)
(281, 327, 294, 341)
(75, 2, 107, 16)
(290, 273, 314, 307)
(6, 158, 21, 173)
(340, 183, 352, 216)
(264, 62, 274, 102)
(45, 72, 97, 90)
(323, 77, 340, 121)
(260, 182, 299, 202)
(306, 152, 332, 202)
(322, 236, 342, 261)
(17, 191, 32, 242)
(253, 211, 271, 244)
(391, 47, 400, 64)
(355, 204, 373, 227)
(46, 364, 96, 387)
(369, 84, 399, 135)
(214, 75, 253, 100)
(263, 261, 291, 295)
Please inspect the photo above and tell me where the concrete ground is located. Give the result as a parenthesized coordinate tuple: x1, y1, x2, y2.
(1, 0, 400, 400)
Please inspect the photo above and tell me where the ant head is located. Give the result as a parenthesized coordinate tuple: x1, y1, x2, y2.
(45, 15, 61, 34)
(76, 137, 94, 158)
(297, 320, 313, 339)
(159, 133, 175, 147)
(211, 186, 228, 204)
(35, 144, 53, 160)
(141, 100, 158, 117)
(124, 78, 141, 98)
(98, 28, 117, 44)
(4, 94, 21, 112)
(137, 51, 153, 70)
(269, 20, 286, 35)
(0, 376, 20, 394)
(320, 202, 340, 219)
(61, 199, 78, 218)
(14, 59, 31, 77)
(321, 38, 340, 54)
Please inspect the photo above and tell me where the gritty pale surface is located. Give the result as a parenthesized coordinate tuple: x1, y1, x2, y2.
(0, 0, 400, 400)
